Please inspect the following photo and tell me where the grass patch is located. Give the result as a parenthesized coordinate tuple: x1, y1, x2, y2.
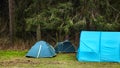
(0, 50, 27, 60)
(0, 50, 120, 68)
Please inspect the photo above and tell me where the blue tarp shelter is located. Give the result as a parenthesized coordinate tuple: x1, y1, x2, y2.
(55, 40, 76, 53)
(77, 31, 120, 62)
(26, 41, 56, 58)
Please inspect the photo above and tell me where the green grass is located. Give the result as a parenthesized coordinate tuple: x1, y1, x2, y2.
(0, 50, 27, 60)
(0, 50, 120, 68)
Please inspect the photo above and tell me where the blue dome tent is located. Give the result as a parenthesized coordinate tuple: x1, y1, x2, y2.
(77, 31, 120, 62)
(26, 41, 56, 58)
(55, 40, 76, 53)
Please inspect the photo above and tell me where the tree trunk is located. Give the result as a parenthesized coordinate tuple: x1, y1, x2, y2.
(75, 32, 79, 46)
(8, 0, 15, 45)
(65, 34, 69, 40)
(59, 30, 63, 41)
(56, 32, 58, 42)
(36, 24, 41, 41)
(86, 18, 90, 30)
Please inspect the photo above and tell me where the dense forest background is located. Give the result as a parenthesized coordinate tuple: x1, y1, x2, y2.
(0, 0, 120, 50)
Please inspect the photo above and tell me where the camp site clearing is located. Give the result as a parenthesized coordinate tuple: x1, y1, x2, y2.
(0, 50, 120, 68)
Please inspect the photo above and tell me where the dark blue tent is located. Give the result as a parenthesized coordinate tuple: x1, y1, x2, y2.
(77, 31, 120, 62)
(55, 40, 76, 53)
(26, 41, 56, 58)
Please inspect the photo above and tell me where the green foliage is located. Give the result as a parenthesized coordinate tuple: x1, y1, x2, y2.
(48, 2, 73, 34)
(1, 0, 120, 45)
(15, 0, 120, 42)
(25, 10, 49, 31)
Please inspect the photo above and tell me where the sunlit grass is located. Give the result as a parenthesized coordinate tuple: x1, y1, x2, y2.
(0, 50, 27, 60)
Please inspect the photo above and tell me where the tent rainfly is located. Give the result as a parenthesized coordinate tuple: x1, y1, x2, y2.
(26, 41, 56, 58)
(55, 40, 76, 53)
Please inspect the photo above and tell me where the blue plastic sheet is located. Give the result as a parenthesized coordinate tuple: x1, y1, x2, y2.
(77, 31, 120, 62)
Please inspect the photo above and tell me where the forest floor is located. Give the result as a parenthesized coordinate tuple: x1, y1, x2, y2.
(0, 50, 120, 68)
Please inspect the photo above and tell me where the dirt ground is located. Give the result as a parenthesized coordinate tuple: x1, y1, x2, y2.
(0, 58, 38, 66)
(0, 57, 65, 67)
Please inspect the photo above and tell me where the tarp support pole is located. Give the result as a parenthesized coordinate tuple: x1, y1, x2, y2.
(99, 32, 102, 62)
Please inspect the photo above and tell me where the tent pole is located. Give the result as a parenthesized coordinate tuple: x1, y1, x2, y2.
(37, 45, 42, 58)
